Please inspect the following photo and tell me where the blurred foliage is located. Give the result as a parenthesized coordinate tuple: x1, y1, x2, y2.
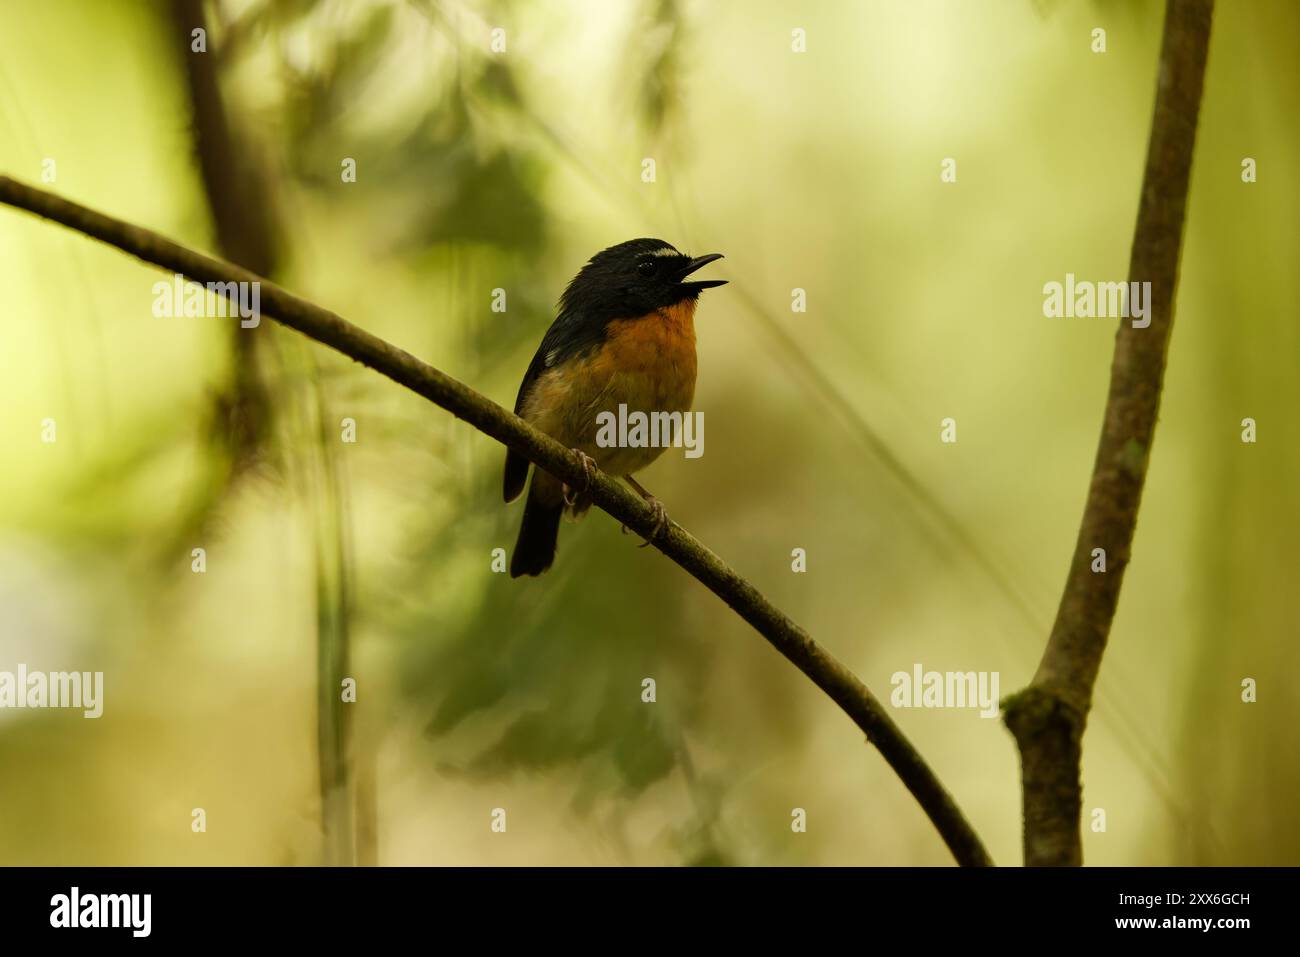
(0, 0, 1297, 866)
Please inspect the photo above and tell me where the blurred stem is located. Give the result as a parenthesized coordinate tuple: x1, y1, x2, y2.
(1004, 0, 1214, 867)
(171, 0, 367, 864)
(355, 748, 379, 867)
(171, 0, 278, 470)
(0, 176, 993, 867)
(311, 375, 356, 867)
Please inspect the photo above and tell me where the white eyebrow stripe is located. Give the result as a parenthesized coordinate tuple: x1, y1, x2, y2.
(650, 247, 681, 257)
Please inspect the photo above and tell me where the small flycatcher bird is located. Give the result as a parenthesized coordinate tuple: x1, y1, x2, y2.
(504, 238, 727, 577)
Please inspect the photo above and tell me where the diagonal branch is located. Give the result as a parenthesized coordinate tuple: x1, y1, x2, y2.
(0, 174, 992, 866)
(1004, 0, 1214, 866)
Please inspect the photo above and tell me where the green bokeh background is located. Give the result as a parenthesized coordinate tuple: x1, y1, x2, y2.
(0, 0, 1295, 865)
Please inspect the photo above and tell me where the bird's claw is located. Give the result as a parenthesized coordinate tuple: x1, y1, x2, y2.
(622, 497, 670, 547)
(563, 449, 598, 508)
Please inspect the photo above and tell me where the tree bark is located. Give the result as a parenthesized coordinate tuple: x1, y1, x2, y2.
(1004, 0, 1214, 866)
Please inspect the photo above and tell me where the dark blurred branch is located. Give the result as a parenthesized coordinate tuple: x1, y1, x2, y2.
(0, 175, 992, 867)
(1003, 0, 1213, 867)
(171, 0, 278, 469)
(172, 0, 278, 274)
(311, 380, 355, 867)
(169, 1, 364, 866)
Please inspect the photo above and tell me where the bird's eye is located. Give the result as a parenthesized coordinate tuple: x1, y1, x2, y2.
(636, 259, 657, 278)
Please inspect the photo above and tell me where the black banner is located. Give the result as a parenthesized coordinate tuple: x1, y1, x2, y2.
(0, 866, 1287, 943)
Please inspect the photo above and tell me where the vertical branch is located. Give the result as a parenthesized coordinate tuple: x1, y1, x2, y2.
(354, 749, 379, 867)
(1004, 0, 1214, 866)
(313, 381, 356, 867)
(171, 0, 279, 467)
(171, 2, 367, 864)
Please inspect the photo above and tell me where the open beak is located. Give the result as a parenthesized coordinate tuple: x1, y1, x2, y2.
(676, 253, 727, 291)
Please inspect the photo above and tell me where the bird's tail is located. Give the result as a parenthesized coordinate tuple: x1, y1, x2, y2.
(510, 477, 563, 577)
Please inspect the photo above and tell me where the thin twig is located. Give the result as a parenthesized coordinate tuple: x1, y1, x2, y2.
(0, 174, 993, 866)
(1004, 0, 1214, 866)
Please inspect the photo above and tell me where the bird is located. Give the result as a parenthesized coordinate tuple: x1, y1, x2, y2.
(504, 238, 727, 577)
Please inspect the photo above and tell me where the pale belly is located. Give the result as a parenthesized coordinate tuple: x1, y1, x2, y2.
(524, 362, 695, 475)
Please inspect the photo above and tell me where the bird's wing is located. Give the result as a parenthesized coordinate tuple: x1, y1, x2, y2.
(503, 309, 609, 502)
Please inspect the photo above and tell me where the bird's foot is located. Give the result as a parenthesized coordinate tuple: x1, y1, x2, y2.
(621, 491, 670, 547)
(563, 449, 598, 509)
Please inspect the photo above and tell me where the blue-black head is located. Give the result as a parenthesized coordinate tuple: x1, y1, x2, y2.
(560, 238, 726, 319)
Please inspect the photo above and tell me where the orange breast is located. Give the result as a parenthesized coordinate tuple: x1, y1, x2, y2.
(596, 301, 698, 406)
(520, 301, 699, 453)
